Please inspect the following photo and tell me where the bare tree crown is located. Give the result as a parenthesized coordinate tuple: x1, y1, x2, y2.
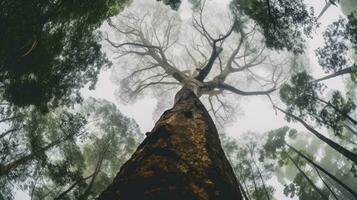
(105, 0, 290, 125)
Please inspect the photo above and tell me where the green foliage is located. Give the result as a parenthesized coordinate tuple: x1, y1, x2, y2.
(283, 171, 329, 200)
(157, 0, 182, 10)
(316, 14, 357, 74)
(0, 98, 142, 199)
(157, 0, 200, 10)
(0, 106, 87, 199)
(263, 127, 357, 200)
(230, 0, 317, 53)
(0, 0, 130, 110)
(31, 98, 142, 200)
(222, 133, 275, 200)
(280, 72, 356, 136)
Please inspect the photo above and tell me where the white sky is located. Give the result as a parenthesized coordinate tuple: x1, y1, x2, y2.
(15, 0, 352, 199)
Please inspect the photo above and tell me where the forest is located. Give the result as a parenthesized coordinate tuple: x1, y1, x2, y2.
(0, 0, 356, 199)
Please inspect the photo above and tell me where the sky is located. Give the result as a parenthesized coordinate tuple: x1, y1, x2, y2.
(15, 0, 353, 199)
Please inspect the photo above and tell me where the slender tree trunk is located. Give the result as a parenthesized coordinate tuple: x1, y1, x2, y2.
(0, 133, 76, 177)
(246, 161, 259, 198)
(251, 159, 270, 200)
(276, 106, 357, 164)
(98, 87, 243, 200)
(286, 143, 357, 198)
(314, 167, 339, 200)
(54, 174, 94, 200)
(237, 179, 250, 200)
(81, 147, 107, 199)
(236, 168, 252, 200)
(286, 154, 329, 200)
(0, 153, 33, 177)
(343, 122, 357, 137)
(315, 96, 357, 126)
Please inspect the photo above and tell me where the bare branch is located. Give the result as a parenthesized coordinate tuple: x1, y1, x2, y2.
(217, 83, 276, 96)
(311, 67, 355, 83)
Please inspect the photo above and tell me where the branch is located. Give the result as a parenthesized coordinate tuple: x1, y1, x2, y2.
(105, 38, 161, 50)
(192, 1, 238, 82)
(311, 67, 355, 83)
(195, 45, 223, 81)
(218, 83, 276, 96)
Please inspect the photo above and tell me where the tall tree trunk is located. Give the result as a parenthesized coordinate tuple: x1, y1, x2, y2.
(251, 159, 270, 200)
(286, 143, 357, 198)
(314, 167, 339, 200)
(246, 161, 259, 198)
(98, 87, 243, 200)
(237, 180, 250, 200)
(81, 147, 107, 199)
(236, 168, 252, 200)
(276, 106, 357, 164)
(286, 154, 329, 200)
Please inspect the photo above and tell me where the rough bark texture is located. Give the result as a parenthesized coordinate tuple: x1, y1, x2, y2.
(98, 88, 243, 200)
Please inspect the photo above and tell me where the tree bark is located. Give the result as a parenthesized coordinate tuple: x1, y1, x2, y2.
(98, 87, 243, 200)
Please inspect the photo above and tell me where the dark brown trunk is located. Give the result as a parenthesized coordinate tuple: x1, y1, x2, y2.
(98, 88, 243, 200)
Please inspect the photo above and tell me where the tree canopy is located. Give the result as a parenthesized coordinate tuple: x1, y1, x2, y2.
(0, 0, 130, 110)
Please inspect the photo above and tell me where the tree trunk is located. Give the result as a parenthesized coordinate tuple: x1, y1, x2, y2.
(287, 154, 329, 200)
(276, 106, 357, 164)
(314, 167, 339, 200)
(98, 87, 243, 200)
(251, 159, 270, 200)
(286, 143, 357, 198)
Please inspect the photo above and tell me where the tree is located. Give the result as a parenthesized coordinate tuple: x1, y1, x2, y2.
(280, 72, 357, 138)
(31, 98, 142, 200)
(261, 127, 357, 200)
(98, 88, 243, 199)
(107, 0, 288, 126)
(222, 133, 275, 200)
(2, 0, 356, 199)
(0, 0, 130, 110)
(97, 1, 355, 199)
(0, 106, 87, 199)
(229, 0, 317, 54)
